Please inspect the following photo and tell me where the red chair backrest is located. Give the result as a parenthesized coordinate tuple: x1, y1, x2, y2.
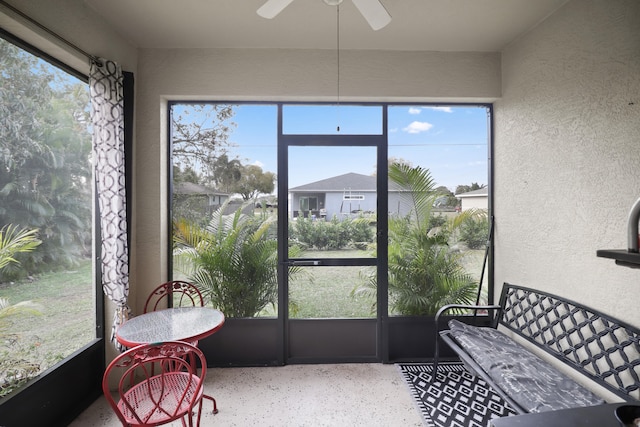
(144, 280, 204, 313)
(102, 341, 206, 426)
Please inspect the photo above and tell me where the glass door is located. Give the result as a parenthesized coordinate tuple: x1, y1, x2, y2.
(278, 105, 387, 363)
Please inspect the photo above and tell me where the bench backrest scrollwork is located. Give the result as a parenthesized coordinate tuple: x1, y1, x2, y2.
(498, 283, 640, 401)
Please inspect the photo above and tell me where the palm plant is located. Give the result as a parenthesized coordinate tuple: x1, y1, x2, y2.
(173, 200, 300, 318)
(0, 225, 41, 271)
(0, 224, 42, 396)
(355, 163, 480, 315)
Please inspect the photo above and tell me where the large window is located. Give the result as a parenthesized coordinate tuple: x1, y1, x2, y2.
(0, 36, 96, 397)
(170, 103, 279, 318)
(169, 103, 490, 321)
(385, 105, 490, 315)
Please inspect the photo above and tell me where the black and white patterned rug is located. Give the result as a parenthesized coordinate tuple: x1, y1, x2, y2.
(398, 362, 517, 427)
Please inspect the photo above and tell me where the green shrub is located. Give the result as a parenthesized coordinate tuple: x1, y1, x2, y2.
(289, 216, 374, 250)
(429, 213, 447, 230)
(460, 216, 489, 249)
(350, 217, 375, 243)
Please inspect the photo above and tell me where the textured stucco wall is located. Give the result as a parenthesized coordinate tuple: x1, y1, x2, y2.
(494, 0, 640, 326)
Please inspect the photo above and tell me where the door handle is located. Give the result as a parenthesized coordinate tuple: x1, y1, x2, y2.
(287, 260, 322, 266)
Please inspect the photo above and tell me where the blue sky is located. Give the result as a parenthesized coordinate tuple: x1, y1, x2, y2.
(175, 103, 488, 192)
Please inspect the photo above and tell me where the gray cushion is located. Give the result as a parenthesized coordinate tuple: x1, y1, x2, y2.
(448, 319, 606, 413)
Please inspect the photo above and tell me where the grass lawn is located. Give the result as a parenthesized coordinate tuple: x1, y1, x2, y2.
(255, 249, 375, 318)
(289, 251, 376, 318)
(265, 247, 487, 318)
(0, 260, 95, 373)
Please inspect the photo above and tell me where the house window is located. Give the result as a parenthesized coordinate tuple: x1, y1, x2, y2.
(0, 35, 96, 397)
(300, 197, 318, 211)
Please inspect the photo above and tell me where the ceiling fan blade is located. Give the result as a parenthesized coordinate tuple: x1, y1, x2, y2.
(351, 0, 391, 31)
(257, 0, 296, 19)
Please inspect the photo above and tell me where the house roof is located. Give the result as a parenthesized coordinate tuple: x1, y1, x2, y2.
(289, 172, 403, 192)
(456, 187, 488, 198)
(173, 181, 228, 196)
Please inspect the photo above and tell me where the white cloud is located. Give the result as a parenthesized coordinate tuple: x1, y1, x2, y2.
(253, 160, 264, 168)
(403, 121, 433, 134)
(427, 106, 453, 113)
(408, 107, 422, 115)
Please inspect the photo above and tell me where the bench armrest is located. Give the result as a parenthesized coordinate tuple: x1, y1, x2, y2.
(432, 304, 502, 382)
(434, 304, 502, 325)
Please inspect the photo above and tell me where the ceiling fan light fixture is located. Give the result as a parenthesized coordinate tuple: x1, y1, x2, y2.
(257, 0, 295, 19)
(351, 0, 391, 31)
(257, 0, 391, 31)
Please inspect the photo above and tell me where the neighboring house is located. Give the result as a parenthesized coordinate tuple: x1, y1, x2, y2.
(456, 187, 488, 211)
(288, 172, 410, 220)
(173, 181, 229, 214)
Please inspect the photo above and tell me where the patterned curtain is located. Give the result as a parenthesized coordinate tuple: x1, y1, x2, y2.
(90, 59, 130, 351)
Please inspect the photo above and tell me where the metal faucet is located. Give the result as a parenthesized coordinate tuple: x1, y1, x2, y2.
(627, 197, 640, 253)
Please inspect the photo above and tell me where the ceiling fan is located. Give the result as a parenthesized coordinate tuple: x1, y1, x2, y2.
(257, 0, 391, 31)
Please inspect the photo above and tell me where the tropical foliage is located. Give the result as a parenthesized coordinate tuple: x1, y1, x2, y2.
(355, 163, 482, 315)
(0, 37, 92, 280)
(173, 201, 300, 318)
(0, 224, 42, 396)
(0, 225, 41, 270)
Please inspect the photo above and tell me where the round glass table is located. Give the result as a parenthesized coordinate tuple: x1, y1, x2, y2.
(116, 306, 225, 348)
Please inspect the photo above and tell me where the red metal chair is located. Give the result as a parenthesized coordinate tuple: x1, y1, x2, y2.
(102, 341, 208, 427)
(142, 281, 219, 414)
(143, 280, 204, 313)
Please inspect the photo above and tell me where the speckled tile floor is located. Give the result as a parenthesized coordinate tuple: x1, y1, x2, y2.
(69, 363, 424, 427)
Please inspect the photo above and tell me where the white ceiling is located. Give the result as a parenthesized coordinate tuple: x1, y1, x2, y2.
(83, 0, 569, 52)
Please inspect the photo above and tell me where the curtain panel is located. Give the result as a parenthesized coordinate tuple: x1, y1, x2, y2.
(90, 59, 130, 351)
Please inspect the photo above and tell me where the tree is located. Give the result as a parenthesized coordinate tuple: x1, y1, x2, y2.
(209, 153, 242, 193)
(0, 38, 92, 278)
(434, 186, 458, 208)
(455, 182, 485, 195)
(173, 165, 201, 185)
(171, 104, 237, 177)
(0, 39, 53, 172)
(232, 164, 276, 200)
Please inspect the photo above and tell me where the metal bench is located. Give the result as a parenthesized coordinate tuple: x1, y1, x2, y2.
(433, 283, 640, 414)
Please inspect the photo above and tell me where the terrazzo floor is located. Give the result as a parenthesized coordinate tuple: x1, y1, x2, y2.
(69, 363, 424, 427)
